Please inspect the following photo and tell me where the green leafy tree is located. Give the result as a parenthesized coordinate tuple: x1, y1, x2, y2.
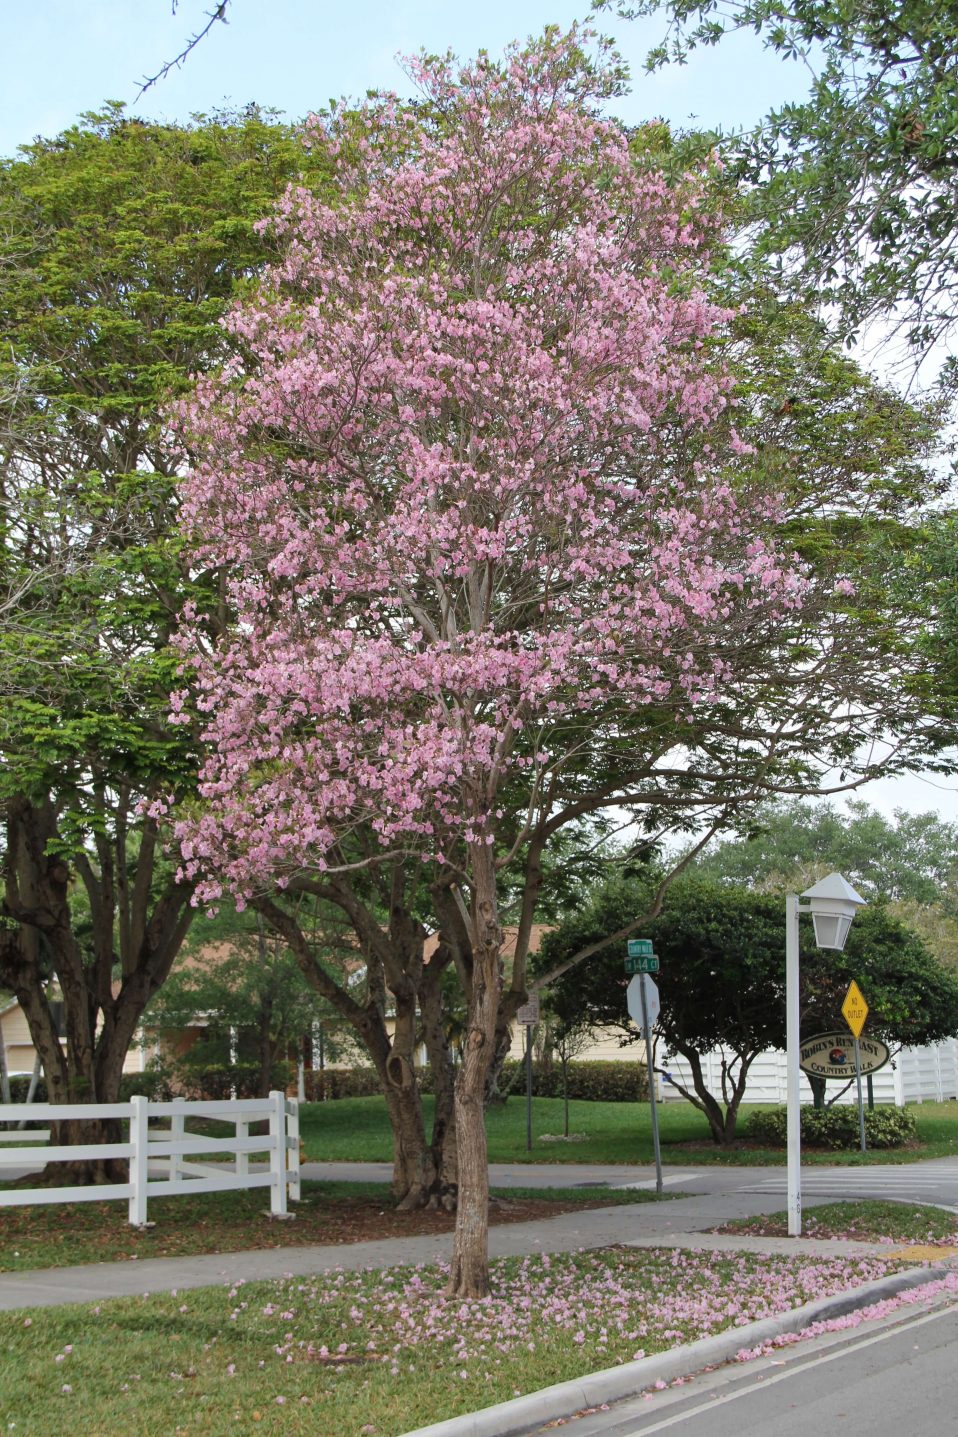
(693, 798, 958, 971)
(147, 913, 346, 1098)
(695, 798, 958, 903)
(542, 875, 958, 1142)
(603, 0, 958, 386)
(0, 106, 325, 1178)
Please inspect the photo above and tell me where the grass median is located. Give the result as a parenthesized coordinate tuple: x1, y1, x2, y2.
(299, 1095, 958, 1165)
(715, 1199, 958, 1246)
(0, 1244, 904, 1437)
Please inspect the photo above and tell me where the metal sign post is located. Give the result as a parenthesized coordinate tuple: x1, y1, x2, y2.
(517, 996, 540, 1154)
(639, 976, 663, 1195)
(525, 1024, 533, 1151)
(841, 980, 869, 1155)
(853, 1038, 867, 1152)
(626, 956, 662, 1196)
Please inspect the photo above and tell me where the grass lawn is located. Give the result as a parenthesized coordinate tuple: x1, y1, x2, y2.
(0, 1181, 664, 1274)
(299, 1095, 958, 1166)
(716, 1200, 958, 1246)
(0, 1245, 903, 1437)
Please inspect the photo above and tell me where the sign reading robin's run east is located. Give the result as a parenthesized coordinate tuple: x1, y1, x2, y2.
(799, 1032, 890, 1081)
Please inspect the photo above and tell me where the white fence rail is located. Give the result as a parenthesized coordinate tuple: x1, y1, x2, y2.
(0, 1092, 300, 1225)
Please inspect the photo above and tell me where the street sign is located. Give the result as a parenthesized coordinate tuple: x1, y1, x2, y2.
(627, 938, 654, 958)
(841, 980, 869, 1038)
(624, 954, 659, 974)
(516, 996, 540, 1026)
(799, 1031, 889, 1080)
(627, 974, 660, 1030)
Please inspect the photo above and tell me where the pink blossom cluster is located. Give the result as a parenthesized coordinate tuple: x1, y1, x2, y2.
(734, 1270, 958, 1362)
(229, 1247, 895, 1378)
(172, 30, 811, 899)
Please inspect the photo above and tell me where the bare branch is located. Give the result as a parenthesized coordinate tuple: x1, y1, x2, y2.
(136, 1, 231, 99)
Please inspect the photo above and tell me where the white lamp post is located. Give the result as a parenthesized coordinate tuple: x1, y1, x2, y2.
(786, 872, 866, 1237)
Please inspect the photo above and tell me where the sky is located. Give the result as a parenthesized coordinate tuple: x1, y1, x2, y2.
(0, 0, 813, 156)
(3, 1, 956, 826)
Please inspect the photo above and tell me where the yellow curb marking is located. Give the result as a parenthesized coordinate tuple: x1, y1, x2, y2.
(885, 1243, 958, 1260)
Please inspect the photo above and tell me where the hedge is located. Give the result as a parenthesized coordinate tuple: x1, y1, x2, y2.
(744, 1104, 917, 1150)
(302, 1060, 649, 1102)
(2, 1058, 650, 1108)
(303, 1067, 383, 1101)
(1, 1063, 290, 1106)
(496, 1060, 650, 1103)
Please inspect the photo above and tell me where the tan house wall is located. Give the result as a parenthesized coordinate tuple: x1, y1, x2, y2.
(1, 1000, 146, 1078)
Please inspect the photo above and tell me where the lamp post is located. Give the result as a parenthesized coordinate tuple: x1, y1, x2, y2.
(786, 872, 866, 1237)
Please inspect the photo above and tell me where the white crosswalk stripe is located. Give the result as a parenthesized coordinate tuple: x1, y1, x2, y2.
(739, 1167, 958, 1195)
(612, 1173, 698, 1190)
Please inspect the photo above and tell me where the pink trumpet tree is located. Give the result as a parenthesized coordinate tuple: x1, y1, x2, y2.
(173, 30, 815, 1296)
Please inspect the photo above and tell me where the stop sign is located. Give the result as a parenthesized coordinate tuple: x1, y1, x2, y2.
(627, 974, 660, 1032)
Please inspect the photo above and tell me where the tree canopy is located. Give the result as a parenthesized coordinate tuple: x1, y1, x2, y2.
(694, 798, 958, 904)
(168, 26, 957, 1293)
(0, 105, 325, 1163)
(605, 0, 958, 387)
(542, 873, 958, 1140)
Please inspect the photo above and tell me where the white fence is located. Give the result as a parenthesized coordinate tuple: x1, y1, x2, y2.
(660, 1037, 958, 1107)
(0, 1091, 300, 1226)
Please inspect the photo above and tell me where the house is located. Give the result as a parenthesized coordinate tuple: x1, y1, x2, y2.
(0, 991, 151, 1080)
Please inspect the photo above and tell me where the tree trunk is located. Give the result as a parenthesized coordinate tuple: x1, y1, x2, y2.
(256, 994, 275, 1099)
(419, 952, 458, 1208)
(2, 797, 193, 1186)
(0, 1022, 10, 1105)
(255, 887, 459, 1212)
(447, 840, 502, 1299)
(658, 1044, 757, 1146)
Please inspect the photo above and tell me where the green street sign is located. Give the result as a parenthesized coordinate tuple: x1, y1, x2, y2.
(625, 954, 659, 974)
(627, 938, 654, 959)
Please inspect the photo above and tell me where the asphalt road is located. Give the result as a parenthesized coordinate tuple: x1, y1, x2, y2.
(541, 1294, 958, 1437)
(304, 1157, 958, 1209)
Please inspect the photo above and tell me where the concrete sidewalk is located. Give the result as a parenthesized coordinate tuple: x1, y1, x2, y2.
(0, 1183, 941, 1312)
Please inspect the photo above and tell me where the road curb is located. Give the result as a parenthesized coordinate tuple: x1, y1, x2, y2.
(399, 1266, 954, 1437)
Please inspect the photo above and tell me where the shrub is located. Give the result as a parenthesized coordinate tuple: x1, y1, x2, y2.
(165, 1060, 293, 1100)
(299, 1059, 650, 1103)
(497, 1060, 649, 1104)
(5, 1074, 48, 1104)
(303, 1067, 382, 1101)
(744, 1104, 917, 1149)
(118, 1063, 176, 1102)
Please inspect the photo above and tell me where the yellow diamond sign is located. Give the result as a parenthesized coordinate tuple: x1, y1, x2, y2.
(841, 980, 869, 1038)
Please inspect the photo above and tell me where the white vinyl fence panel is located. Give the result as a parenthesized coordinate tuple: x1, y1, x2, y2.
(660, 1038, 958, 1107)
(0, 1092, 300, 1224)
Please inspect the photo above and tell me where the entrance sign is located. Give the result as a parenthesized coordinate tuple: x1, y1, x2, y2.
(841, 980, 869, 1037)
(799, 1032, 889, 1080)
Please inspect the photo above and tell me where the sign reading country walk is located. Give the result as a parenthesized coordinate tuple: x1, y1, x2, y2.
(799, 1031, 890, 1080)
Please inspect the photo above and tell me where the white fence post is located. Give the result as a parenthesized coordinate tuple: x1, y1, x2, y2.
(286, 1097, 301, 1202)
(128, 1096, 149, 1226)
(170, 1111, 185, 1183)
(268, 1089, 288, 1217)
(236, 1116, 249, 1179)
